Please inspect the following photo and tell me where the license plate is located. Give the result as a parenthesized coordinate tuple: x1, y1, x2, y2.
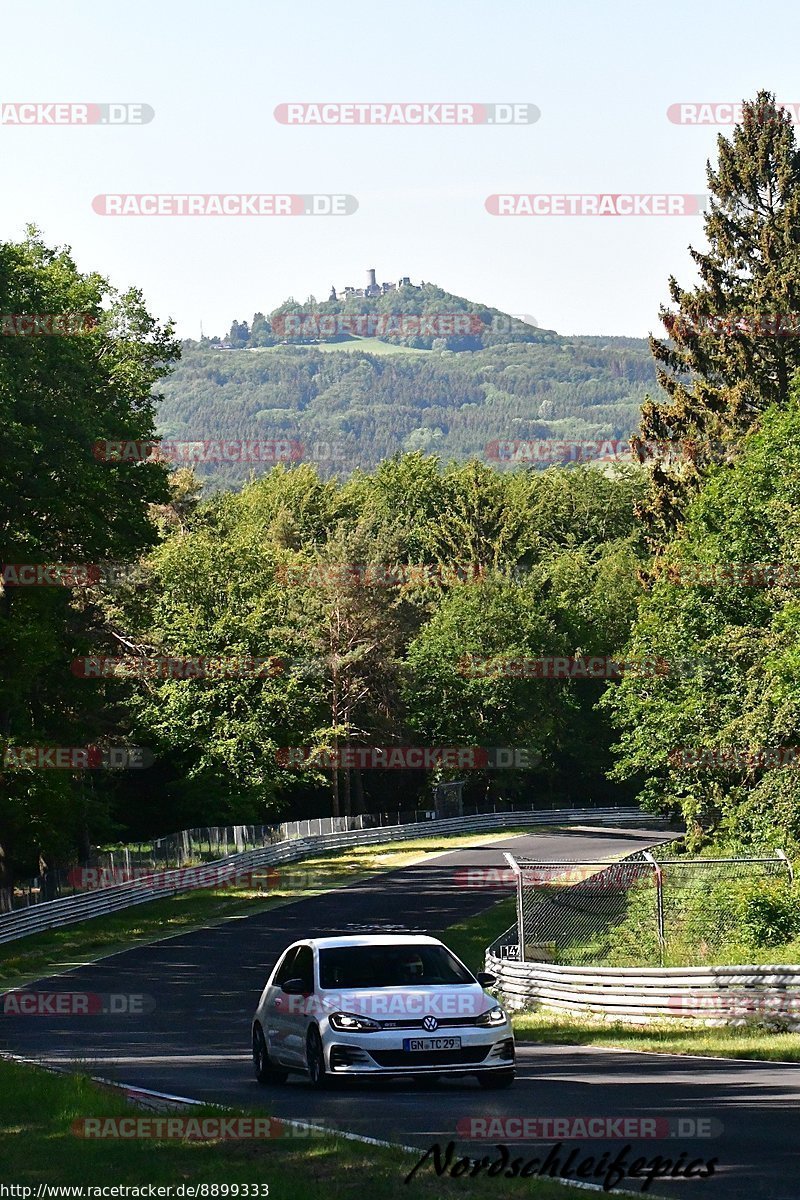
(402, 1037, 462, 1052)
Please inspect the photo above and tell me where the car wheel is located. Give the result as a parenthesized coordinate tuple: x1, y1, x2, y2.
(306, 1025, 333, 1089)
(477, 1068, 515, 1089)
(253, 1023, 288, 1085)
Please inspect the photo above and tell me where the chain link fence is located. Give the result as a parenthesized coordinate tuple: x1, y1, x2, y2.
(504, 848, 794, 966)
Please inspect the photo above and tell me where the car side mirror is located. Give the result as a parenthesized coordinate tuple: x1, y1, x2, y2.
(476, 971, 496, 987)
(281, 977, 309, 995)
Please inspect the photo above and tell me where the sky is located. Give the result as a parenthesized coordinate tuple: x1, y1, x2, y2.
(1, 0, 798, 340)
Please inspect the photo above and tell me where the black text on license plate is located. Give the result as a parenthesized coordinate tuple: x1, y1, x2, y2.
(403, 1037, 462, 1052)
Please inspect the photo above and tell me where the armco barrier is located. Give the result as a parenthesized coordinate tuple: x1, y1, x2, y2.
(0, 806, 664, 945)
(485, 941, 800, 1028)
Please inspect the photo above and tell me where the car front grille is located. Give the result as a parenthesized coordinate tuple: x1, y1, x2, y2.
(368, 1046, 491, 1067)
(378, 1016, 483, 1029)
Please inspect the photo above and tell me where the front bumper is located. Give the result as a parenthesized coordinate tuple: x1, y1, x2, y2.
(324, 1028, 515, 1075)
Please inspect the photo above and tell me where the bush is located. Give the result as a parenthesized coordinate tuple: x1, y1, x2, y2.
(735, 883, 800, 949)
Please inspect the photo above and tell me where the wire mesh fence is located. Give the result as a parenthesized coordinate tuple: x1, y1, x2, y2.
(505, 848, 794, 966)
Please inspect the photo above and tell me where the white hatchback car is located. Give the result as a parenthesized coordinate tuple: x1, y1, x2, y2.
(252, 933, 515, 1089)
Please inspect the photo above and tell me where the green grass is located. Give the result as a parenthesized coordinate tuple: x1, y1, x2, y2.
(0, 829, 530, 991)
(0, 1057, 590, 1197)
(511, 1010, 800, 1062)
(442, 897, 517, 974)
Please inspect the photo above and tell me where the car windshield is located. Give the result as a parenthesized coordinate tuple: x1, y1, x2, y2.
(318, 944, 474, 989)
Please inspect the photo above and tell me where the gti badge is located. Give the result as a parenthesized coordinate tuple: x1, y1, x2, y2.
(423, 1015, 439, 1032)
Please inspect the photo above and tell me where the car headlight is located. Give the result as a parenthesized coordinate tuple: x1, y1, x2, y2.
(476, 1005, 507, 1027)
(328, 1011, 381, 1032)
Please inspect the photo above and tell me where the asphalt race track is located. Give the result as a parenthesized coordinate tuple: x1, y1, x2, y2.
(2, 824, 799, 1198)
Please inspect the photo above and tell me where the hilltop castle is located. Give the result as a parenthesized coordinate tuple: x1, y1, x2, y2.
(330, 268, 420, 302)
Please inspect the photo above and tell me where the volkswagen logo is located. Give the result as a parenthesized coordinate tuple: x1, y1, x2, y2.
(423, 1015, 439, 1032)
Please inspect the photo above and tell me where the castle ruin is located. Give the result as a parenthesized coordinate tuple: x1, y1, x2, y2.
(330, 268, 418, 302)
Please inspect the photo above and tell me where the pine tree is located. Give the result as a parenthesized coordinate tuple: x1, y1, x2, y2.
(637, 91, 800, 543)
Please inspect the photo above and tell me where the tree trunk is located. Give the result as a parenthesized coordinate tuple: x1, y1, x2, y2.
(0, 837, 12, 912)
(352, 768, 365, 815)
(331, 761, 340, 819)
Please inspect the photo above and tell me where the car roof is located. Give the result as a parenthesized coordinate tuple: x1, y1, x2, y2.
(292, 934, 443, 950)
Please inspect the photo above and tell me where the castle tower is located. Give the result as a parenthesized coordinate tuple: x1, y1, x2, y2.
(367, 268, 377, 288)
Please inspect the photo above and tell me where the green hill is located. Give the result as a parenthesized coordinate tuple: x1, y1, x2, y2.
(157, 283, 658, 485)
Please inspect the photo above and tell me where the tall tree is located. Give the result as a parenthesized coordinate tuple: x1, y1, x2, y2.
(638, 91, 800, 542)
(605, 388, 800, 849)
(0, 228, 179, 896)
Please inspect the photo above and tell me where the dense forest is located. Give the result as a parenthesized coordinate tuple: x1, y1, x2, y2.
(159, 331, 655, 484)
(4, 92, 800, 892)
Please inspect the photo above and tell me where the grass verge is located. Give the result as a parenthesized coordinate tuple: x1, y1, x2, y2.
(0, 1056, 589, 1198)
(511, 1010, 800, 1062)
(0, 829, 530, 991)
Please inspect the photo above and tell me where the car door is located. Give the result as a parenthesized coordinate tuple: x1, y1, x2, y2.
(282, 944, 315, 1065)
(264, 945, 300, 1064)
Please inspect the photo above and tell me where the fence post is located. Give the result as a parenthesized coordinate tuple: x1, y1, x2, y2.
(643, 850, 665, 965)
(777, 848, 794, 885)
(504, 852, 524, 963)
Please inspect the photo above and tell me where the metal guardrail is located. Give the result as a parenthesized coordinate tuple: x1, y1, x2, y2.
(484, 949, 800, 1028)
(12, 801, 645, 908)
(0, 806, 663, 945)
(10, 811, 446, 908)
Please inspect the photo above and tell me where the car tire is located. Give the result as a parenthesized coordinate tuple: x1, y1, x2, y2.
(306, 1025, 334, 1089)
(477, 1068, 515, 1089)
(253, 1023, 288, 1085)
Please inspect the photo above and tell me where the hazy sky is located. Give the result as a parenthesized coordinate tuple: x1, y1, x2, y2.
(1, 0, 797, 339)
